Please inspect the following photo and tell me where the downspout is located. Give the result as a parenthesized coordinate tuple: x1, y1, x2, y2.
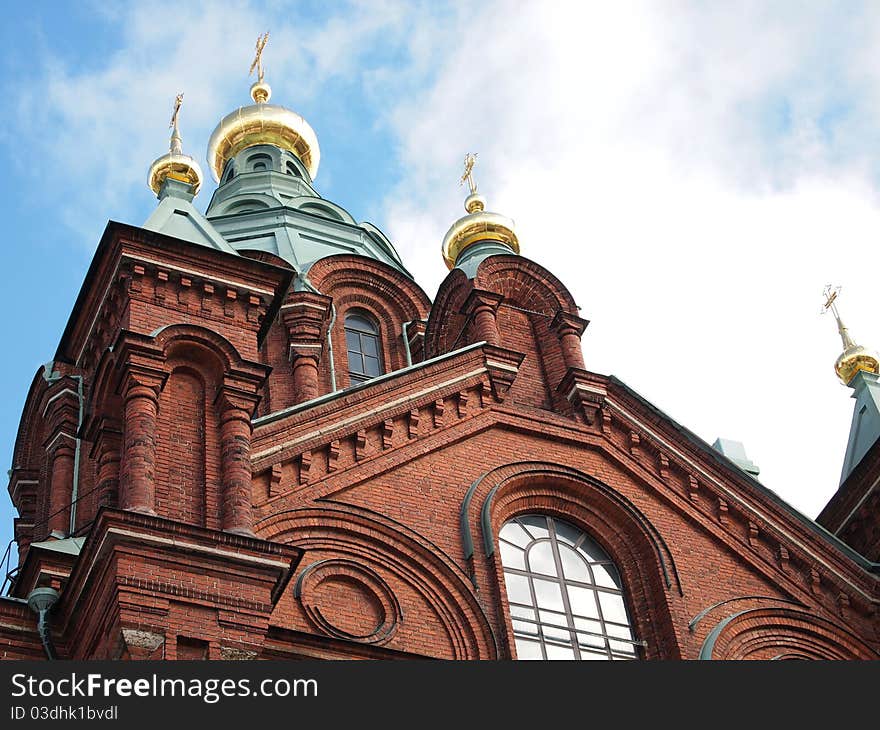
(401, 321, 416, 368)
(42, 366, 85, 537)
(27, 587, 60, 660)
(69, 375, 84, 535)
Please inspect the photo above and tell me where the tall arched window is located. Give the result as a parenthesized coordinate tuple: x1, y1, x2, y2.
(345, 312, 383, 384)
(499, 514, 640, 660)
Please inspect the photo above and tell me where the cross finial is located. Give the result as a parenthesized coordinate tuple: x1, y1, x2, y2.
(459, 152, 478, 194)
(249, 31, 270, 83)
(170, 93, 184, 130)
(823, 285, 857, 350)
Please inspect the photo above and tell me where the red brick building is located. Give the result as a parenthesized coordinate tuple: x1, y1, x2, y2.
(2, 70, 878, 661)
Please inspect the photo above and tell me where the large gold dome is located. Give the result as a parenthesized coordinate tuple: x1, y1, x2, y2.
(206, 82, 320, 182)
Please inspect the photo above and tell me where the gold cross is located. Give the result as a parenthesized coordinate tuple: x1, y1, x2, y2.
(459, 152, 478, 194)
(822, 285, 841, 318)
(170, 93, 184, 130)
(249, 31, 270, 82)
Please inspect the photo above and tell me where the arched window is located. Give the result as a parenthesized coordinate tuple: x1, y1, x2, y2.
(286, 161, 300, 177)
(499, 514, 640, 660)
(247, 153, 272, 172)
(345, 312, 383, 384)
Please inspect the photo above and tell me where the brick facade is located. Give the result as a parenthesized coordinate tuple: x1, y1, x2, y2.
(2, 212, 879, 661)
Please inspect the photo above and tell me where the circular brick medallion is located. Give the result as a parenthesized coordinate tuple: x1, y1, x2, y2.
(293, 559, 401, 644)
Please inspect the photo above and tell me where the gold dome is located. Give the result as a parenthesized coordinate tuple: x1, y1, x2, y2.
(148, 93, 202, 196)
(835, 344, 880, 385)
(441, 192, 519, 270)
(148, 152, 203, 195)
(206, 81, 320, 183)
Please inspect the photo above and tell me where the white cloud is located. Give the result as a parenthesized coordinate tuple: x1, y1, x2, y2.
(11, 0, 880, 520)
(382, 1, 880, 517)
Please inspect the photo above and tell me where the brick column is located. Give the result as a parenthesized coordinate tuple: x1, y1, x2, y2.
(551, 310, 589, 370)
(218, 396, 256, 536)
(46, 438, 75, 537)
(291, 348, 321, 403)
(462, 290, 504, 347)
(281, 292, 333, 405)
(93, 423, 122, 510)
(120, 379, 163, 515)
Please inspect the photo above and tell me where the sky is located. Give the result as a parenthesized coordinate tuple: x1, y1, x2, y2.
(2, 0, 880, 564)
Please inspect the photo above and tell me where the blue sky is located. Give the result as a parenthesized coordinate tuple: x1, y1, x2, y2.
(3, 1, 880, 562)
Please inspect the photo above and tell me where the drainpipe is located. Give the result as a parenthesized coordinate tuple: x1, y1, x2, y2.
(69, 375, 84, 535)
(401, 321, 416, 368)
(27, 587, 60, 660)
(43, 367, 85, 537)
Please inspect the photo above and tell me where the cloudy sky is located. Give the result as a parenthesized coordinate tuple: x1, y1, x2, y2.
(2, 0, 879, 558)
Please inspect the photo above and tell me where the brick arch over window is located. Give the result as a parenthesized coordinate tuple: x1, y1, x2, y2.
(698, 606, 879, 660)
(256, 504, 498, 659)
(307, 255, 430, 380)
(460, 461, 683, 659)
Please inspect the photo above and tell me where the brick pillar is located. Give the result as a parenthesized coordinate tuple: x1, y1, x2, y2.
(281, 292, 333, 405)
(462, 290, 504, 347)
(551, 310, 589, 370)
(291, 349, 321, 403)
(47, 439, 75, 537)
(218, 399, 255, 536)
(93, 424, 122, 510)
(120, 380, 162, 515)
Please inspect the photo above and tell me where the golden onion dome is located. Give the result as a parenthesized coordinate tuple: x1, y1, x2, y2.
(823, 287, 880, 386)
(835, 344, 880, 385)
(148, 94, 203, 196)
(442, 192, 519, 270)
(206, 80, 320, 182)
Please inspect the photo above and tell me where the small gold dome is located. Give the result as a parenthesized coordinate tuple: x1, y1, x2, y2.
(148, 152, 203, 196)
(206, 98, 320, 183)
(835, 344, 880, 385)
(441, 195, 519, 270)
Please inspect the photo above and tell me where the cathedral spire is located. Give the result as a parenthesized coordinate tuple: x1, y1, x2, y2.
(441, 154, 519, 273)
(148, 93, 203, 199)
(822, 286, 879, 386)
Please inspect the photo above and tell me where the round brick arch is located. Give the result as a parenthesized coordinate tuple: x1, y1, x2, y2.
(699, 606, 879, 660)
(256, 504, 498, 659)
(462, 461, 684, 659)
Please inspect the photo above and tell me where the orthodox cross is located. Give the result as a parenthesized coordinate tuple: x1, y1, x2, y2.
(459, 152, 478, 194)
(249, 31, 270, 82)
(170, 93, 184, 130)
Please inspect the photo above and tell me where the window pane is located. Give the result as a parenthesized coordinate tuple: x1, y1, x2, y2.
(527, 542, 557, 577)
(532, 578, 565, 611)
(566, 585, 600, 619)
(347, 351, 364, 374)
(518, 515, 549, 540)
(512, 620, 539, 637)
(346, 314, 374, 332)
(510, 605, 535, 621)
(514, 638, 543, 660)
(345, 330, 360, 350)
(573, 617, 603, 635)
(552, 519, 584, 547)
(592, 563, 622, 589)
(558, 544, 590, 583)
(364, 355, 381, 376)
(499, 541, 525, 571)
(598, 592, 629, 624)
(576, 631, 606, 650)
(503, 573, 532, 606)
(580, 649, 610, 661)
(361, 335, 379, 357)
(500, 522, 531, 549)
(609, 639, 636, 656)
(577, 534, 611, 563)
(605, 622, 633, 640)
(544, 643, 576, 660)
